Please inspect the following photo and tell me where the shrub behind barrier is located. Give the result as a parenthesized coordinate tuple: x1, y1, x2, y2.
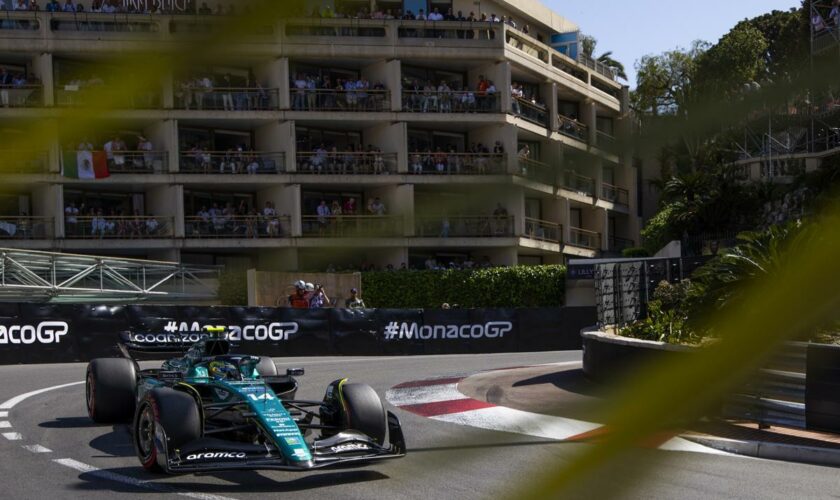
(361, 265, 566, 308)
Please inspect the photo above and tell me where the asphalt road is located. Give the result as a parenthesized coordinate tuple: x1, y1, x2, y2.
(0, 351, 838, 499)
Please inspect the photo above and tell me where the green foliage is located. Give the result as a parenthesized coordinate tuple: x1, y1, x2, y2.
(696, 23, 769, 97)
(640, 204, 679, 253)
(631, 41, 708, 117)
(580, 34, 597, 58)
(621, 280, 699, 344)
(361, 266, 566, 309)
(621, 247, 650, 258)
(217, 269, 248, 306)
(597, 51, 627, 81)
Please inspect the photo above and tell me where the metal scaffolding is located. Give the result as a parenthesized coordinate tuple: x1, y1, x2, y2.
(0, 248, 221, 303)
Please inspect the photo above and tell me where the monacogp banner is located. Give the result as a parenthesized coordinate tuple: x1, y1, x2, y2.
(0, 304, 594, 364)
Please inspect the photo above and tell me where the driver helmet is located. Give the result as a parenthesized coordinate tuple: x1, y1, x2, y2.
(208, 360, 239, 380)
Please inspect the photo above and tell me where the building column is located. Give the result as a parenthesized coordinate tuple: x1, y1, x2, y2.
(256, 57, 289, 110)
(363, 59, 401, 112)
(581, 98, 597, 146)
(542, 81, 558, 131)
(363, 122, 406, 173)
(161, 71, 174, 109)
(33, 53, 54, 106)
(147, 119, 177, 173)
(276, 121, 297, 172)
(259, 184, 300, 237)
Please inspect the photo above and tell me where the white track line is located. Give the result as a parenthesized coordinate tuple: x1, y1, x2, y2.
(2, 432, 22, 440)
(22, 444, 52, 453)
(0, 411, 8, 418)
(0, 421, 11, 428)
(53, 458, 237, 500)
(0, 381, 85, 410)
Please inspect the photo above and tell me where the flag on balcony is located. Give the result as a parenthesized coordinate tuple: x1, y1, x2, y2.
(62, 150, 110, 179)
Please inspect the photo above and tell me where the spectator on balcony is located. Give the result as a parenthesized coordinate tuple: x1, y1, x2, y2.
(344, 78, 358, 109)
(410, 152, 423, 174)
(345, 288, 366, 309)
(137, 135, 154, 169)
(422, 81, 437, 112)
(316, 199, 330, 234)
(831, 2, 840, 29)
(416, 8, 426, 20)
(112, 137, 127, 171)
(220, 74, 234, 111)
(493, 203, 509, 235)
(0, 68, 11, 108)
(369, 197, 386, 216)
(432, 147, 446, 173)
(195, 75, 212, 110)
(62, 0, 76, 12)
(245, 153, 259, 175)
(343, 197, 356, 216)
(64, 202, 78, 235)
(146, 215, 160, 235)
(46, 0, 59, 11)
(511, 83, 523, 114)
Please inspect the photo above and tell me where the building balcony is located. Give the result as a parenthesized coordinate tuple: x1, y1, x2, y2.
(64, 216, 173, 239)
(185, 215, 292, 239)
(524, 218, 562, 244)
(516, 157, 555, 186)
(174, 87, 279, 111)
(402, 90, 500, 113)
(179, 151, 285, 174)
(408, 152, 506, 175)
(568, 227, 601, 250)
(415, 215, 515, 238)
(296, 151, 396, 175)
(557, 114, 588, 142)
(62, 150, 168, 174)
(301, 215, 403, 238)
(596, 130, 618, 154)
(561, 171, 595, 197)
(601, 182, 629, 207)
(0, 84, 43, 107)
(513, 98, 549, 128)
(1, 150, 49, 174)
(0, 216, 53, 239)
(54, 85, 161, 109)
(290, 89, 389, 112)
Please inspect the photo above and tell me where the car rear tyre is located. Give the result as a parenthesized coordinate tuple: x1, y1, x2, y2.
(256, 356, 278, 377)
(342, 383, 387, 445)
(133, 388, 201, 472)
(86, 358, 137, 423)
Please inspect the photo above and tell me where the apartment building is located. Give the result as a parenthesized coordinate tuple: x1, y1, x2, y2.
(0, 0, 640, 271)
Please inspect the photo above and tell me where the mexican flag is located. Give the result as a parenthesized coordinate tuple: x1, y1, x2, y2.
(62, 150, 110, 179)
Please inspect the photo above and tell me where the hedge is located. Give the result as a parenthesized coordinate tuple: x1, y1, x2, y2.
(361, 265, 566, 308)
(217, 269, 248, 306)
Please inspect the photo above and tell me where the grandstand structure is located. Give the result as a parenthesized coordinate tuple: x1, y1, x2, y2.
(0, 0, 640, 272)
(730, 0, 840, 184)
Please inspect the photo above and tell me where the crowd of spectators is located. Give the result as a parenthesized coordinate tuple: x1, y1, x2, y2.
(408, 141, 504, 175)
(0, 67, 38, 107)
(189, 200, 285, 238)
(291, 73, 387, 111)
(0, 0, 246, 15)
(812, 0, 840, 33)
(285, 280, 368, 309)
(319, 256, 499, 273)
(298, 144, 389, 174)
(183, 143, 276, 174)
(74, 135, 157, 170)
(176, 74, 272, 111)
(309, 196, 387, 235)
(64, 202, 163, 238)
(402, 75, 497, 112)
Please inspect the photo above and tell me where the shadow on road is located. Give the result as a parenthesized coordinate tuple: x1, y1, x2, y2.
(39, 416, 101, 429)
(68, 466, 389, 494)
(512, 368, 602, 398)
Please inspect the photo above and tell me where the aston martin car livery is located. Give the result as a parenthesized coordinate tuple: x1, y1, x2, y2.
(84, 328, 406, 473)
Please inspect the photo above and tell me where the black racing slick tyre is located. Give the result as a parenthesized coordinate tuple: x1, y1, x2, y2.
(342, 383, 387, 445)
(86, 358, 137, 423)
(133, 388, 201, 472)
(256, 356, 278, 377)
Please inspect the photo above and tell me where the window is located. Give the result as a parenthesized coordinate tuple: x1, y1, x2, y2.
(596, 116, 614, 136)
(525, 198, 542, 220)
(296, 127, 362, 151)
(558, 100, 580, 120)
(183, 191, 255, 214)
(402, 66, 465, 89)
(408, 130, 465, 152)
(179, 128, 253, 152)
(569, 208, 582, 228)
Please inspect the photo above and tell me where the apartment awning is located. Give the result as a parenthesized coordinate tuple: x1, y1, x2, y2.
(0, 248, 220, 303)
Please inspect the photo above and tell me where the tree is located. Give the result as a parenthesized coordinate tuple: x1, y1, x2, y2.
(695, 23, 769, 98)
(579, 34, 628, 81)
(631, 40, 708, 117)
(580, 34, 597, 58)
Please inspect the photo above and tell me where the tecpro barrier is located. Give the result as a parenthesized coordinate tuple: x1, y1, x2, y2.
(0, 304, 594, 364)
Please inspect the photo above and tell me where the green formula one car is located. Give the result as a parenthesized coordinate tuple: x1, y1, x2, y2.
(84, 328, 406, 473)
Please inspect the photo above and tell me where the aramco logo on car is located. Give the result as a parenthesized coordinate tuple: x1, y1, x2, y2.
(383, 321, 513, 341)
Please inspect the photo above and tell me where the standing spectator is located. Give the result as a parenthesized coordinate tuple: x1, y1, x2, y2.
(343, 197, 356, 215)
(0, 67, 11, 108)
(288, 280, 309, 308)
(77, 137, 93, 151)
(137, 135, 154, 170)
(316, 199, 330, 235)
(46, 0, 59, 11)
(369, 197, 386, 215)
(62, 0, 75, 11)
(493, 202, 509, 235)
(309, 284, 330, 308)
(345, 288, 366, 309)
(65, 202, 79, 236)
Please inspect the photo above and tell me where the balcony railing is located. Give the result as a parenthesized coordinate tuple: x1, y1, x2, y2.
(402, 90, 500, 113)
(62, 150, 167, 174)
(513, 98, 548, 127)
(408, 152, 506, 175)
(0, 216, 53, 239)
(602, 183, 630, 207)
(0, 15, 40, 31)
(609, 235, 635, 253)
(517, 157, 555, 185)
(568, 227, 601, 250)
(65, 216, 173, 239)
(0, 150, 49, 174)
(296, 151, 396, 175)
(285, 20, 387, 38)
(578, 54, 618, 82)
(178, 151, 285, 174)
(397, 20, 503, 41)
(416, 215, 515, 238)
(55, 85, 161, 109)
(558, 114, 588, 141)
(524, 218, 562, 243)
(0, 84, 42, 107)
(290, 88, 389, 112)
(301, 215, 403, 238)
(506, 30, 549, 63)
(185, 215, 291, 239)
(561, 171, 595, 197)
(597, 130, 618, 153)
(174, 87, 279, 111)
(48, 13, 160, 33)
